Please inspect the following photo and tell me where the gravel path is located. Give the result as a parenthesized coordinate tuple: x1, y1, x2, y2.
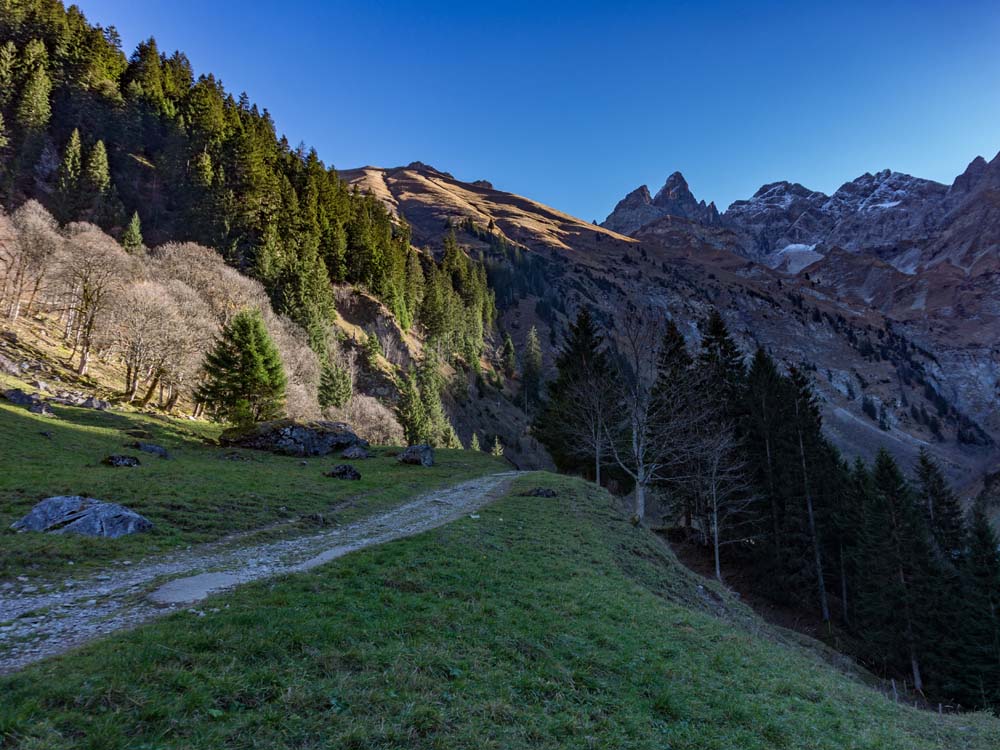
(0, 471, 519, 674)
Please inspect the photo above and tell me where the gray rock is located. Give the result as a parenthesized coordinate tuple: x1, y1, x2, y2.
(11, 496, 152, 538)
(130, 442, 171, 459)
(82, 396, 111, 411)
(3, 388, 38, 407)
(520, 487, 558, 498)
(341, 445, 372, 460)
(324, 464, 361, 480)
(398, 445, 434, 467)
(102, 455, 141, 468)
(28, 401, 55, 417)
(219, 419, 366, 457)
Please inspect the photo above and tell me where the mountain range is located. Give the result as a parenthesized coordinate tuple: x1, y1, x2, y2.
(344, 154, 1000, 491)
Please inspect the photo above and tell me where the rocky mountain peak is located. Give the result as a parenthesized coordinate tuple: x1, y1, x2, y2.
(603, 171, 719, 235)
(951, 152, 1000, 196)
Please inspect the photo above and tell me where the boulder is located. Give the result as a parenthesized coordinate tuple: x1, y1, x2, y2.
(11, 496, 152, 538)
(82, 396, 111, 411)
(3, 388, 37, 407)
(28, 401, 55, 417)
(324, 464, 361, 480)
(130, 442, 171, 459)
(398, 445, 434, 467)
(341, 445, 372, 460)
(219, 420, 366, 457)
(102, 455, 141, 468)
(520, 487, 558, 498)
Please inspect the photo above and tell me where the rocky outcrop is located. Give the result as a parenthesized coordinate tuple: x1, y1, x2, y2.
(220, 420, 365, 457)
(602, 172, 720, 235)
(398, 444, 434, 467)
(341, 445, 372, 460)
(11, 496, 153, 538)
(130, 442, 171, 459)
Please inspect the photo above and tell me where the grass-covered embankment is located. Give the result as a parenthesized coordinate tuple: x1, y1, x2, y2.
(2, 473, 998, 749)
(0, 400, 505, 580)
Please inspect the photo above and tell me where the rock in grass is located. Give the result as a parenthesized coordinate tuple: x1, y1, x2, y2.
(28, 401, 55, 417)
(3, 388, 39, 407)
(129, 442, 171, 459)
(102, 455, 141, 468)
(11, 496, 152, 538)
(398, 445, 434, 467)
(520, 487, 558, 498)
(341, 445, 372, 460)
(82, 396, 111, 411)
(219, 419, 366, 457)
(324, 464, 361, 480)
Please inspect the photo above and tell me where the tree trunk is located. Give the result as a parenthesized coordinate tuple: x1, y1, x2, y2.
(712, 490, 722, 581)
(634, 481, 645, 521)
(839, 543, 850, 626)
(594, 444, 601, 487)
(139, 374, 160, 407)
(797, 423, 830, 623)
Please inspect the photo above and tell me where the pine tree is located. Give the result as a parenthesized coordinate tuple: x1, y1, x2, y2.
(83, 140, 111, 196)
(0, 41, 16, 109)
(15, 65, 51, 132)
(0, 112, 8, 154)
(470, 432, 481, 451)
(397, 370, 428, 445)
(501, 332, 517, 378)
(698, 309, 746, 414)
(915, 448, 965, 560)
(959, 499, 1000, 709)
(196, 309, 287, 426)
(121, 211, 143, 252)
(491, 435, 504, 457)
(363, 331, 382, 369)
(521, 325, 543, 408)
(56, 129, 83, 220)
(535, 309, 611, 479)
(318, 359, 352, 409)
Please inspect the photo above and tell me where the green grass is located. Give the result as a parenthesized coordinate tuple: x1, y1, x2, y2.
(2, 474, 997, 749)
(0, 401, 506, 580)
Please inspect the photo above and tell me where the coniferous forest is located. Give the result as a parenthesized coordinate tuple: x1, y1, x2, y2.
(535, 308, 1000, 712)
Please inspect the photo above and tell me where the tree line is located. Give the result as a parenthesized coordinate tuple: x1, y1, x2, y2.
(535, 306, 1000, 711)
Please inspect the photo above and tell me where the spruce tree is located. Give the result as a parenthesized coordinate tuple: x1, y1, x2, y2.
(196, 309, 287, 426)
(491, 435, 504, 457)
(83, 140, 111, 196)
(363, 331, 382, 368)
(501, 332, 517, 378)
(56, 129, 83, 220)
(121, 211, 143, 253)
(698, 309, 746, 414)
(15, 65, 51, 132)
(960, 500, 1000, 709)
(0, 41, 16, 109)
(521, 325, 543, 408)
(318, 359, 352, 409)
(0, 112, 8, 154)
(470, 432, 481, 451)
(397, 370, 428, 445)
(915, 448, 965, 560)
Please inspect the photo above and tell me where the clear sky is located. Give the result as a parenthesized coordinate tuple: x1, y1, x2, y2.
(73, 0, 1000, 222)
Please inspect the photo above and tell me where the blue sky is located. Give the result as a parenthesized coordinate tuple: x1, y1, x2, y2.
(75, 0, 1000, 221)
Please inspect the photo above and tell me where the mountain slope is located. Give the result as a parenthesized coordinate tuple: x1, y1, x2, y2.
(4, 473, 998, 749)
(344, 163, 998, 489)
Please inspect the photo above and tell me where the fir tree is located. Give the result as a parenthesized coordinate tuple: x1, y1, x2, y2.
(196, 309, 287, 426)
(0, 112, 8, 155)
(15, 65, 51, 132)
(915, 448, 965, 560)
(363, 331, 382, 369)
(83, 140, 111, 196)
(501, 332, 517, 378)
(56, 129, 83, 220)
(469, 432, 481, 451)
(698, 309, 746, 414)
(521, 325, 543, 408)
(318, 359, 352, 409)
(121, 211, 143, 253)
(491, 435, 504, 457)
(397, 370, 428, 445)
(0, 41, 16, 109)
(959, 499, 1000, 709)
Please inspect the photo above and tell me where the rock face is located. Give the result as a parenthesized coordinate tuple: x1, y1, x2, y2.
(324, 464, 361, 480)
(219, 420, 365, 457)
(11, 496, 153, 538)
(102, 455, 141, 467)
(602, 172, 720, 235)
(341, 445, 372, 460)
(398, 445, 434, 467)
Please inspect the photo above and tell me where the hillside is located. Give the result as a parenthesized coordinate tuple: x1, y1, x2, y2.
(342, 163, 998, 490)
(3, 472, 999, 748)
